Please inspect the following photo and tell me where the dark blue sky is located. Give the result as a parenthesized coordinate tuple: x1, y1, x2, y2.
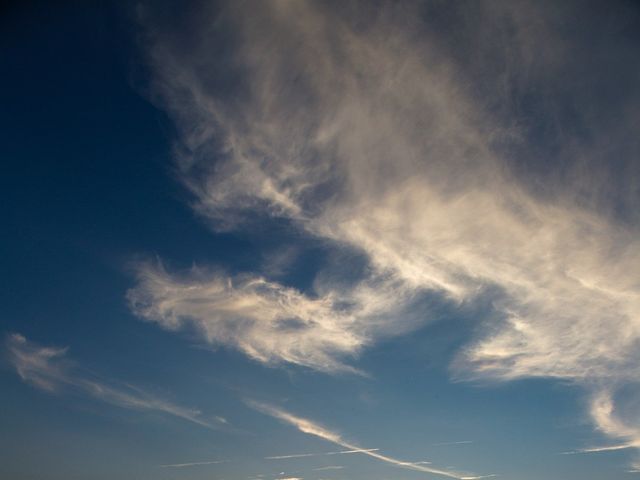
(2, 2, 640, 480)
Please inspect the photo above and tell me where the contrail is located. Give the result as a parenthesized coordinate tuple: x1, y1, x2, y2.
(432, 441, 473, 446)
(159, 460, 225, 468)
(247, 400, 491, 480)
(561, 443, 636, 455)
(266, 448, 379, 459)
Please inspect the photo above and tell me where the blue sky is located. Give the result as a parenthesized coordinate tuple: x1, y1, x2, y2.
(2, 1, 640, 479)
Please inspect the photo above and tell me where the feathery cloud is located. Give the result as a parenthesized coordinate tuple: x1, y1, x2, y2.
(129, 262, 422, 374)
(134, 0, 640, 469)
(6, 333, 224, 430)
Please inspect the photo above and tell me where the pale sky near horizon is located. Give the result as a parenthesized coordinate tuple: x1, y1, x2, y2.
(2, 1, 640, 479)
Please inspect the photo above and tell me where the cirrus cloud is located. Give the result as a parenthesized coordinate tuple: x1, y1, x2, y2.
(133, 0, 640, 469)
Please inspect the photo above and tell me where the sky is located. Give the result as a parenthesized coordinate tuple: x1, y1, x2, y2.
(2, 1, 640, 479)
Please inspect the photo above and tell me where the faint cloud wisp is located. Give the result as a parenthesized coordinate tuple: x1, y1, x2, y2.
(6, 333, 225, 430)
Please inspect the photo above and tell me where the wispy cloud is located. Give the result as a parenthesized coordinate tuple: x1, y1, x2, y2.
(128, 264, 391, 374)
(159, 460, 225, 468)
(561, 444, 635, 455)
(576, 389, 640, 470)
(135, 0, 640, 470)
(247, 400, 489, 480)
(560, 388, 640, 470)
(432, 441, 473, 447)
(6, 333, 225, 430)
(265, 448, 378, 460)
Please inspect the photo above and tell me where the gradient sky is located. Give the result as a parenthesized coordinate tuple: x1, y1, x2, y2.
(2, 1, 640, 479)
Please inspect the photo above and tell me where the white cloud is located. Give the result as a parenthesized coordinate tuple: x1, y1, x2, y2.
(128, 262, 422, 373)
(159, 460, 225, 468)
(313, 465, 344, 471)
(135, 0, 640, 469)
(247, 400, 488, 479)
(575, 388, 640, 470)
(265, 448, 378, 460)
(561, 444, 635, 455)
(6, 333, 224, 430)
(432, 441, 473, 447)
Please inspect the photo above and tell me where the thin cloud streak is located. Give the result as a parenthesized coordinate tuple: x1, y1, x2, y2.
(159, 460, 225, 468)
(432, 441, 473, 447)
(561, 444, 635, 455)
(265, 448, 379, 460)
(6, 333, 224, 431)
(247, 400, 489, 480)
